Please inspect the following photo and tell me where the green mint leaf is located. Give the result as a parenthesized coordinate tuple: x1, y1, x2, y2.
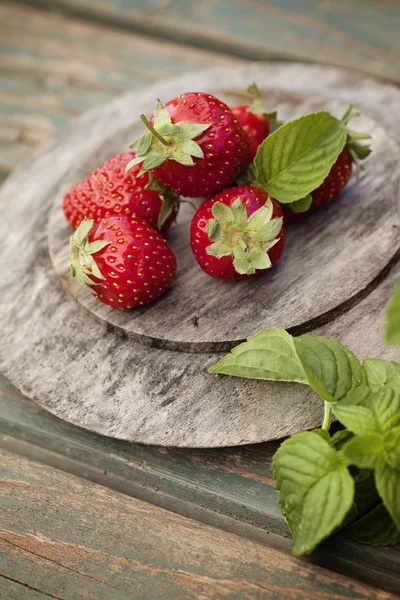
(363, 358, 400, 390)
(210, 330, 369, 407)
(294, 335, 369, 405)
(332, 404, 377, 436)
(385, 283, 400, 346)
(286, 194, 313, 214)
(346, 503, 400, 547)
(273, 431, 354, 556)
(365, 386, 400, 434)
(375, 459, 400, 530)
(384, 426, 400, 469)
(254, 111, 347, 203)
(343, 434, 384, 469)
(209, 328, 307, 383)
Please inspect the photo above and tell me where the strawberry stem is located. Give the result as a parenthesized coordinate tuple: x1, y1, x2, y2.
(140, 114, 169, 147)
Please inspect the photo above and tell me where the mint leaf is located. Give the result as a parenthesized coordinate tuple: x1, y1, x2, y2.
(385, 283, 400, 346)
(210, 330, 368, 408)
(294, 335, 369, 405)
(343, 434, 384, 469)
(273, 431, 354, 556)
(209, 328, 307, 383)
(363, 358, 400, 389)
(286, 194, 312, 214)
(347, 503, 400, 546)
(254, 112, 347, 203)
(384, 426, 400, 469)
(375, 459, 400, 530)
(333, 405, 377, 435)
(365, 386, 400, 434)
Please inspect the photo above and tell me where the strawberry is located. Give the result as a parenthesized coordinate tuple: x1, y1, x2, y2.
(190, 186, 284, 280)
(63, 153, 178, 234)
(282, 105, 371, 222)
(69, 216, 176, 310)
(127, 93, 251, 198)
(231, 83, 279, 160)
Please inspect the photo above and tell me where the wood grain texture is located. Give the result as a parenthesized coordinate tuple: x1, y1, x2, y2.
(48, 93, 400, 351)
(1, 63, 400, 447)
(15, 0, 400, 82)
(0, 3, 237, 179)
(0, 450, 397, 600)
(1, 393, 399, 594)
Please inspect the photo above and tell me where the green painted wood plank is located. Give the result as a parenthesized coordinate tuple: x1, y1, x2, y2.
(1, 450, 396, 600)
(14, 0, 400, 83)
(0, 3, 238, 178)
(0, 382, 399, 594)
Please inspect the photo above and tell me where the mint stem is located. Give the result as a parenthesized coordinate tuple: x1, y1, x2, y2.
(322, 402, 332, 431)
(140, 114, 169, 147)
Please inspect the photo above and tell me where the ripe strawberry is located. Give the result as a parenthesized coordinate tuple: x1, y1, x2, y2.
(190, 186, 284, 280)
(282, 105, 371, 222)
(63, 153, 178, 234)
(127, 93, 251, 198)
(70, 216, 176, 310)
(231, 83, 279, 160)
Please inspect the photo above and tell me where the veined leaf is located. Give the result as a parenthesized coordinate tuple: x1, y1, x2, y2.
(210, 330, 369, 407)
(365, 386, 400, 434)
(363, 358, 400, 389)
(254, 111, 347, 203)
(375, 459, 400, 530)
(333, 404, 377, 436)
(209, 328, 307, 383)
(273, 431, 354, 556)
(343, 434, 384, 469)
(294, 335, 369, 405)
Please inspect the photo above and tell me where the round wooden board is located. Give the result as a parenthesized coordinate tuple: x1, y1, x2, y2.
(1, 63, 400, 447)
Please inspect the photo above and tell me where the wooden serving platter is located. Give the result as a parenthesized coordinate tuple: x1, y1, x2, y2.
(1, 63, 400, 447)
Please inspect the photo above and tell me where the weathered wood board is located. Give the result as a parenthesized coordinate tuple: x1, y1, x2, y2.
(1, 63, 400, 447)
(0, 450, 397, 600)
(19, 0, 400, 83)
(1, 395, 399, 594)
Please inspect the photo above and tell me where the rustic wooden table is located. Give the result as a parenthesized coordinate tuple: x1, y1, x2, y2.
(1, 2, 400, 598)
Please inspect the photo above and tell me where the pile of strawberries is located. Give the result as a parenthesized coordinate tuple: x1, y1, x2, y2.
(64, 84, 370, 310)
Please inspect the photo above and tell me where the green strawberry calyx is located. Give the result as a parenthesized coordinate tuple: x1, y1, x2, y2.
(126, 100, 211, 176)
(145, 172, 180, 229)
(70, 219, 110, 287)
(341, 104, 372, 176)
(245, 83, 279, 128)
(206, 197, 283, 275)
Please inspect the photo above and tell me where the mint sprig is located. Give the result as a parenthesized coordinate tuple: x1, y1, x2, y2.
(209, 328, 400, 555)
(254, 111, 348, 203)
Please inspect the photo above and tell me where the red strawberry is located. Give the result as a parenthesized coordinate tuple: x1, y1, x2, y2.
(127, 93, 251, 198)
(231, 83, 279, 160)
(70, 216, 176, 310)
(190, 186, 284, 280)
(282, 105, 371, 222)
(63, 153, 178, 234)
